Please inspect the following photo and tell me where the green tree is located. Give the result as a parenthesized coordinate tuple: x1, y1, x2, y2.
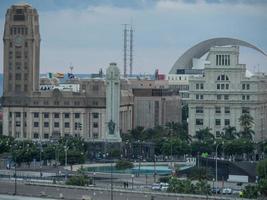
(66, 174, 90, 186)
(0, 136, 14, 154)
(115, 160, 133, 170)
(161, 138, 191, 156)
(224, 139, 254, 159)
(258, 179, 267, 197)
(195, 128, 214, 142)
(191, 141, 213, 156)
(257, 159, 267, 179)
(194, 180, 211, 195)
(239, 114, 255, 140)
(188, 167, 212, 181)
(242, 185, 259, 199)
(223, 126, 238, 140)
(167, 177, 195, 194)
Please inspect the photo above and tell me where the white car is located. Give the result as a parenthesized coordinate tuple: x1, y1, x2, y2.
(151, 183, 169, 191)
(151, 183, 161, 191)
(222, 188, 233, 194)
(160, 183, 169, 192)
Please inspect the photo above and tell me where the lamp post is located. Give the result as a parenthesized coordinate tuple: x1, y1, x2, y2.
(131, 174, 134, 190)
(10, 143, 17, 195)
(64, 145, 69, 180)
(153, 155, 156, 183)
(93, 172, 96, 185)
(39, 142, 43, 177)
(110, 163, 113, 200)
(215, 141, 224, 194)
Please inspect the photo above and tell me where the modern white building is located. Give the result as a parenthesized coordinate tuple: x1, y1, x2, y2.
(187, 46, 267, 142)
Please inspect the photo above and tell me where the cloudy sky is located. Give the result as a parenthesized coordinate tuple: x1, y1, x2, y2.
(0, 0, 267, 74)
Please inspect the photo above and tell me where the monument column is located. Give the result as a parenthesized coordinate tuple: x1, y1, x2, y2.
(105, 63, 122, 142)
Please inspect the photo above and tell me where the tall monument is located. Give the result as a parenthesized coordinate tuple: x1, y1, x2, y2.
(3, 4, 40, 96)
(105, 63, 122, 142)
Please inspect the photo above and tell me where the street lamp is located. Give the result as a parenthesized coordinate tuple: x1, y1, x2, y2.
(110, 163, 113, 200)
(93, 172, 96, 185)
(215, 141, 224, 194)
(64, 145, 69, 180)
(131, 174, 134, 190)
(10, 143, 17, 195)
(153, 155, 156, 183)
(39, 142, 43, 177)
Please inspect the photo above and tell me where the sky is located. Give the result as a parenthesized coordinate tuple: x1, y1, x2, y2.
(0, 0, 267, 74)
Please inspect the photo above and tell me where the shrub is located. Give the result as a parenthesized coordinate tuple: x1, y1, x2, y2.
(66, 175, 89, 186)
(115, 160, 133, 170)
(242, 185, 259, 199)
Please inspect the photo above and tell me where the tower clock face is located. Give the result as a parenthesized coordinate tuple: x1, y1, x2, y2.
(14, 35, 24, 47)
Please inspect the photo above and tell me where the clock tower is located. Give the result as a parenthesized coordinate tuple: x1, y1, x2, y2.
(3, 4, 40, 96)
(105, 63, 121, 142)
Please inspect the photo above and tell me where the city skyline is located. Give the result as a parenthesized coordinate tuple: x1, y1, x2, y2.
(0, 0, 266, 74)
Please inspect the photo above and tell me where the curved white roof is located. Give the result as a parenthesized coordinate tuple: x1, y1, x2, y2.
(169, 37, 267, 74)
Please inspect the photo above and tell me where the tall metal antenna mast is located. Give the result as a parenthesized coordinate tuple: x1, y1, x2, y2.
(123, 24, 128, 78)
(129, 24, 134, 76)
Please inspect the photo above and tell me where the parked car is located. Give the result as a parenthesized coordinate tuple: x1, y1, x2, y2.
(222, 188, 233, 194)
(160, 183, 169, 192)
(211, 187, 221, 194)
(151, 182, 169, 191)
(151, 183, 161, 191)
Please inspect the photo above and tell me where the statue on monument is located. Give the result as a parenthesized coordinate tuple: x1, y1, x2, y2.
(108, 120, 116, 135)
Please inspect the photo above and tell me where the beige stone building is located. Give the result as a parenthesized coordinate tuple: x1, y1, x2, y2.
(188, 46, 267, 142)
(2, 4, 133, 142)
(130, 80, 182, 129)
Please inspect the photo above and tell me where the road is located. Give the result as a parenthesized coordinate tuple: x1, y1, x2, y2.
(0, 180, 237, 200)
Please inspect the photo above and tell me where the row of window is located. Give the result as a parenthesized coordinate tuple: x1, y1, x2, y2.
(9, 73, 28, 81)
(242, 84, 250, 90)
(217, 83, 229, 90)
(32, 133, 84, 139)
(196, 94, 230, 100)
(8, 61, 28, 71)
(196, 106, 230, 114)
(195, 107, 249, 114)
(31, 121, 99, 129)
(11, 112, 99, 119)
(168, 76, 188, 81)
(196, 119, 230, 126)
(31, 100, 99, 106)
(217, 75, 229, 81)
(10, 26, 28, 35)
(196, 83, 204, 90)
(216, 55, 230, 66)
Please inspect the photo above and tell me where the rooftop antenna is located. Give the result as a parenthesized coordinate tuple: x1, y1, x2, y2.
(129, 22, 134, 77)
(122, 24, 129, 78)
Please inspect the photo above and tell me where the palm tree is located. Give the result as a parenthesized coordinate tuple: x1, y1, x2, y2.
(239, 114, 255, 140)
(195, 127, 214, 142)
(223, 126, 239, 140)
(165, 122, 191, 143)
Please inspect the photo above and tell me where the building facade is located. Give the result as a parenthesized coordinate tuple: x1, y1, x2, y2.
(188, 46, 267, 142)
(2, 4, 133, 142)
(132, 88, 182, 129)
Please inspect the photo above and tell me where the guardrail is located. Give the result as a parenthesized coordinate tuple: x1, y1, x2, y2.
(25, 182, 250, 200)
